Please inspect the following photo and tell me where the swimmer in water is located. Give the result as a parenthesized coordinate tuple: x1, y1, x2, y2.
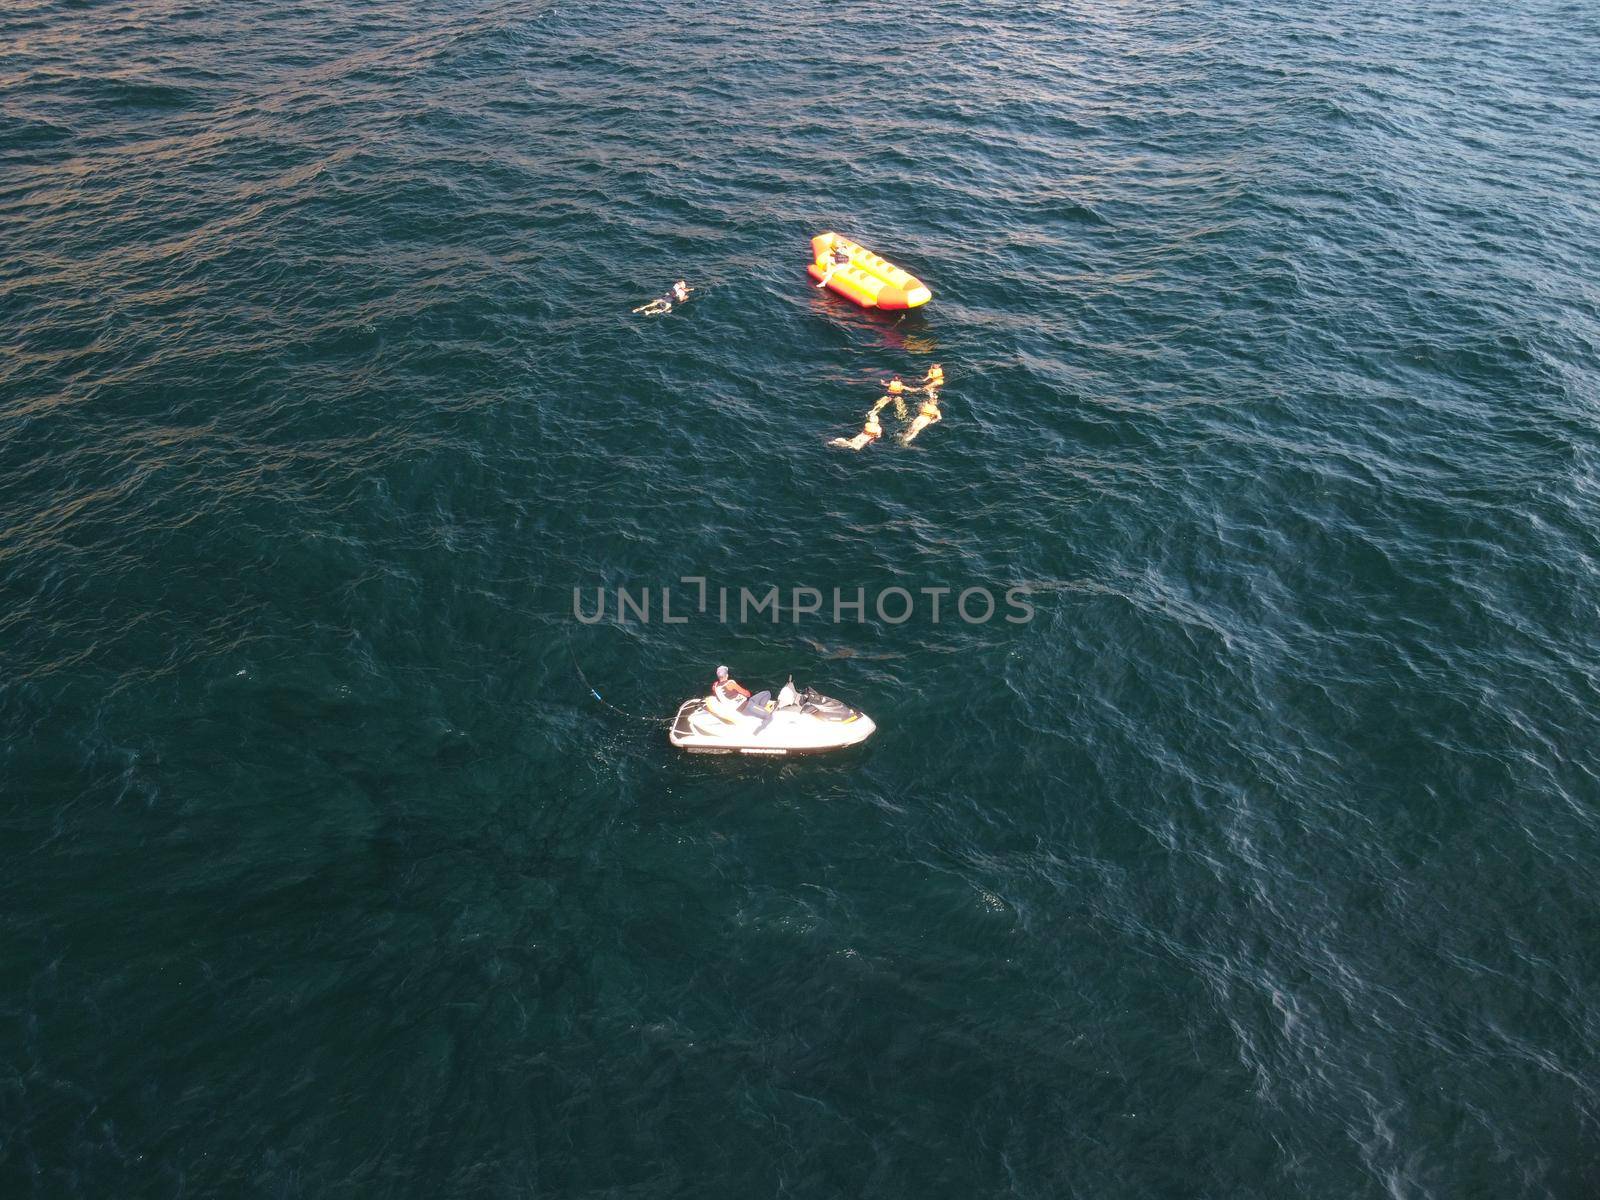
(917, 363, 945, 392)
(815, 238, 853, 288)
(829, 410, 883, 451)
(902, 390, 942, 444)
(881, 374, 909, 418)
(633, 280, 692, 316)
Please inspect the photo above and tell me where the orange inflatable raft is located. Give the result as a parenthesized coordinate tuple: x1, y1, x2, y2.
(808, 232, 931, 310)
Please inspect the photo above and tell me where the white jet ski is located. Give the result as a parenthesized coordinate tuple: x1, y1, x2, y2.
(669, 678, 876, 756)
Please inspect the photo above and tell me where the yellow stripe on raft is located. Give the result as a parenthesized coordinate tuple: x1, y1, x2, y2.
(808, 232, 932, 310)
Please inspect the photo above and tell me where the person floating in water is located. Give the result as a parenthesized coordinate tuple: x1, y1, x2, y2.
(880, 374, 909, 418)
(918, 363, 945, 392)
(713, 665, 773, 732)
(815, 240, 852, 289)
(902, 390, 942, 444)
(633, 280, 692, 316)
(829, 410, 883, 451)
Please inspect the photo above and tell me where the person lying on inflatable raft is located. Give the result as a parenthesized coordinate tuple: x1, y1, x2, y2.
(809, 233, 931, 310)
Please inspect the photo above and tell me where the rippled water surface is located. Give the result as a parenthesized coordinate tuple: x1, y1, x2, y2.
(4, 1, 1600, 1196)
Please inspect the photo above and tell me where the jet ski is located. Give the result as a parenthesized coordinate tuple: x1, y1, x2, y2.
(669, 678, 876, 756)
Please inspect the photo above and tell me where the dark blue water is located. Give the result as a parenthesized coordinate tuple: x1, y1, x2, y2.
(4, 1, 1600, 1195)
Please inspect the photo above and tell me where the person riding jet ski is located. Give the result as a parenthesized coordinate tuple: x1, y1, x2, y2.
(669, 674, 876, 754)
(714, 665, 773, 733)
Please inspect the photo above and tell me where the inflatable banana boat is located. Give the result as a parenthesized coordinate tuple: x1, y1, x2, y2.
(809, 232, 931, 310)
